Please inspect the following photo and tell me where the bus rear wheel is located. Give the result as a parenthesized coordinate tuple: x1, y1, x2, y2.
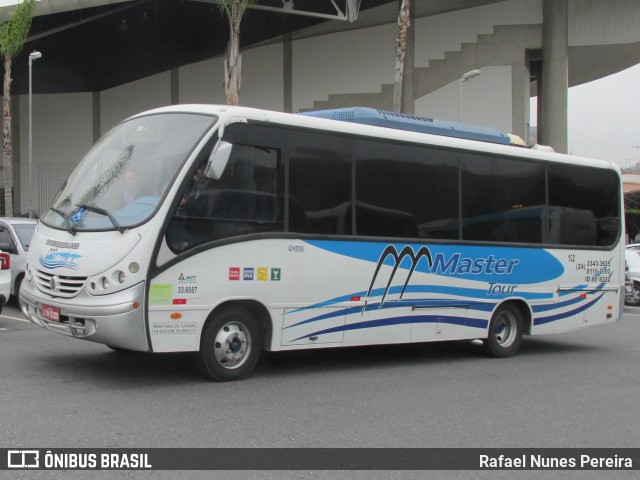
(483, 304, 523, 358)
(199, 307, 262, 381)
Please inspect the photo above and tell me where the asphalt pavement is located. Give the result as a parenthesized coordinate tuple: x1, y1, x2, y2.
(1, 299, 638, 479)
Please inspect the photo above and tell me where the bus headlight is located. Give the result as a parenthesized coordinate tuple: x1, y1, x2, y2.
(89, 264, 140, 295)
(112, 270, 126, 284)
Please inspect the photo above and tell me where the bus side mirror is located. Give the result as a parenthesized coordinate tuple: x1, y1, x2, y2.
(205, 140, 233, 180)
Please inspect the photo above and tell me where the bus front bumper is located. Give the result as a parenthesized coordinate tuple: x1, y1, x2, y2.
(20, 281, 150, 352)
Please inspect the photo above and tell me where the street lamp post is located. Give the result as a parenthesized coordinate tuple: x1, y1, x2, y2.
(458, 69, 481, 122)
(28, 50, 42, 218)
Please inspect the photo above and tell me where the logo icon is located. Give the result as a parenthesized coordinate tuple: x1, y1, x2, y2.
(243, 268, 254, 281)
(7, 450, 39, 468)
(71, 206, 88, 224)
(271, 268, 281, 281)
(229, 267, 240, 281)
(365, 245, 433, 311)
(178, 273, 197, 283)
(39, 252, 82, 270)
(257, 268, 268, 281)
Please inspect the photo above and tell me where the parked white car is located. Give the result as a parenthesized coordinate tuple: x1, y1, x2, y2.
(0, 217, 37, 300)
(0, 250, 10, 313)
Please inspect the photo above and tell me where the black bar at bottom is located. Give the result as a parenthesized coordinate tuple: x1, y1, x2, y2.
(1, 448, 638, 470)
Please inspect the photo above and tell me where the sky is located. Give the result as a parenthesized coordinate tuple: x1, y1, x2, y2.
(532, 62, 640, 168)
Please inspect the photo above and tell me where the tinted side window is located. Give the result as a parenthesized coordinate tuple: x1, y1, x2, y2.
(461, 154, 545, 243)
(0, 225, 14, 250)
(355, 140, 459, 239)
(288, 131, 352, 234)
(548, 163, 619, 246)
(167, 144, 282, 252)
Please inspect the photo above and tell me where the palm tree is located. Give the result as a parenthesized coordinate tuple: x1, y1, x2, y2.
(393, 0, 411, 113)
(0, 0, 36, 216)
(217, 0, 257, 106)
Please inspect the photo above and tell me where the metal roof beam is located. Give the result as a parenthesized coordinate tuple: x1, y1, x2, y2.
(197, 0, 361, 22)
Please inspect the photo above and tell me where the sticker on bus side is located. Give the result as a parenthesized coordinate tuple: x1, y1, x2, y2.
(149, 284, 173, 305)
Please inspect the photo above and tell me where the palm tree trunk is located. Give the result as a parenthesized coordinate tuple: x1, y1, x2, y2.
(3, 55, 13, 216)
(225, 26, 242, 106)
(224, 4, 244, 106)
(393, 0, 411, 113)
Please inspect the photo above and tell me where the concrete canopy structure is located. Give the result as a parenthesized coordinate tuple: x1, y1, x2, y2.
(2, 0, 637, 95)
(1, 0, 640, 215)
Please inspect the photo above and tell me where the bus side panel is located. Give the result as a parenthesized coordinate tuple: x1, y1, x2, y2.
(303, 240, 621, 347)
(529, 247, 621, 336)
(531, 290, 618, 335)
(147, 239, 622, 353)
(149, 239, 356, 353)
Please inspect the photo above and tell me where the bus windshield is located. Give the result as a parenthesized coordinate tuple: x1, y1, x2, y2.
(41, 112, 217, 232)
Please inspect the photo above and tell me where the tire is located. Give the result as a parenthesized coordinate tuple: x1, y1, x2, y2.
(625, 282, 640, 306)
(199, 307, 262, 381)
(14, 274, 24, 304)
(483, 303, 523, 358)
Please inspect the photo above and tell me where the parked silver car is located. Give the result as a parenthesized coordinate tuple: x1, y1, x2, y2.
(0, 250, 9, 312)
(625, 245, 640, 306)
(0, 217, 37, 300)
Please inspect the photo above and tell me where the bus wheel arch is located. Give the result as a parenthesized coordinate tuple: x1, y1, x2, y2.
(198, 300, 271, 381)
(482, 300, 530, 358)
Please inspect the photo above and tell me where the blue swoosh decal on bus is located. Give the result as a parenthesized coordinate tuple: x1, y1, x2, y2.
(305, 240, 564, 284)
(533, 293, 605, 326)
(292, 314, 488, 342)
(287, 283, 556, 316)
(286, 290, 607, 342)
(285, 283, 607, 330)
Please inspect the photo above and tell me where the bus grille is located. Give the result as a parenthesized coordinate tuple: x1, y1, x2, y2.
(35, 270, 88, 298)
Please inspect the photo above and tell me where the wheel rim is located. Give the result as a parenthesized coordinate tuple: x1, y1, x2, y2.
(493, 310, 517, 348)
(213, 321, 252, 370)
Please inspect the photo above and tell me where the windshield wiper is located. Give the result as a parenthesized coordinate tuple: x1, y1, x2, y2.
(49, 207, 77, 236)
(75, 204, 125, 234)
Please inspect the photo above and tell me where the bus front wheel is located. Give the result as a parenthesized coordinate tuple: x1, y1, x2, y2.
(199, 307, 262, 381)
(483, 304, 523, 358)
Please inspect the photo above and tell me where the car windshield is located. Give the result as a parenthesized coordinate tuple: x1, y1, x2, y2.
(626, 249, 640, 270)
(12, 223, 36, 250)
(41, 113, 217, 232)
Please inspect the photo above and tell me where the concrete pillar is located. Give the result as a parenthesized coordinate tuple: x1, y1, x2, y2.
(170, 68, 179, 105)
(92, 92, 101, 142)
(511, 63, 531, 142)
(540, 0, 568, 153)
(283, 33, 293, 113)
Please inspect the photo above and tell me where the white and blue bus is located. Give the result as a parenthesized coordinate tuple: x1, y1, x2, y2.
(20, 105, 624, 381)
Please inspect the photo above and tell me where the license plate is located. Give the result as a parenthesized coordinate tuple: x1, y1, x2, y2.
(42, 304, 61, 322)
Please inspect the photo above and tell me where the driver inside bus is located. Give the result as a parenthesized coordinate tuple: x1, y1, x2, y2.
(179, 165, 212, 216)
(120, 168, 155, 207)
(122, 169, 141, 205)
